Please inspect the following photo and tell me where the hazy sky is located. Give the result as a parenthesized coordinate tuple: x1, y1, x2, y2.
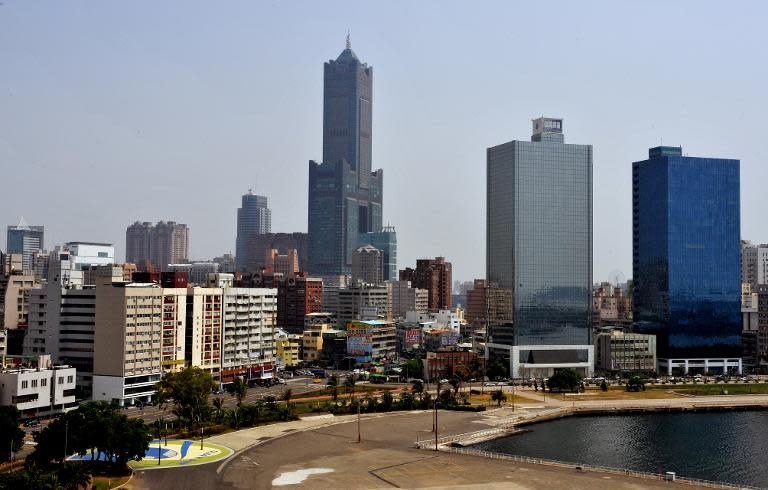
(1, 1, 767, 283)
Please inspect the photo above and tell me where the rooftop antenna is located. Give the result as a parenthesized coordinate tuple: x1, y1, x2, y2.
(346, 31, 351, 49)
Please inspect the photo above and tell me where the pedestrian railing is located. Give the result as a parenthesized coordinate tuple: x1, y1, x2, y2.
(415, 444, 758, 490)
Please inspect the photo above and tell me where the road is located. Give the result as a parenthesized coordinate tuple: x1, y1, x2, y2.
(126, 376, 333, 423)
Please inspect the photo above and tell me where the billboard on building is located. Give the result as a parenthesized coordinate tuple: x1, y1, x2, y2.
(347, 333, 373, 362)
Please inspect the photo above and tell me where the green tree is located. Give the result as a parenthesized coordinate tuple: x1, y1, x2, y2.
(263, 395, 278, 413)
(411, 379, 424, 401)
(402, 357, 423, 380)
(448, 377, 460, 396)
(55, 462, 92, 490)
(398, 391, 415, 410)
(486, 359, 508, 380)
(327, 374, 339, 406)
(439, 388, 456, 408)
(30, 402, 150, 469)
(227, 377, 248, 407)
(380, 390, 394, 411)
(491, 389, 507, 407)
(468, 356, 483, 381)
(0, 406, 25, 462)
(212, 397, 225, 423)
(626, 376, 646, 392)
(601, 379, 609, 392)
(156, 366, 217, 429)
(344, 374, 357, 396)
(281, 388, 293, 405)
(546, 369, 583, 393)
(363, 393, 376, 412)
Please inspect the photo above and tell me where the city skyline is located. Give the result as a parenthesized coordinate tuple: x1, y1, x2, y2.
(2, 2, 768, 282)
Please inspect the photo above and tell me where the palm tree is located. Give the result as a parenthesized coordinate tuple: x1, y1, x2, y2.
(448, 377, 460, 396)
(228, 378, 248, 406)
(327, 374, 340, 406)
(491, 389, 507, 407)
(344, 374, 357, 396)
(411, 379, 424, 402)
(212, 397, 225, 423)
(281, 388, 293, 405)
(56, 462, 92, 490)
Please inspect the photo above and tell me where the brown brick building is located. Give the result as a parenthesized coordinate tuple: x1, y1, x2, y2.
(251, 271, 322, 334)
(399, 257, 452, 311)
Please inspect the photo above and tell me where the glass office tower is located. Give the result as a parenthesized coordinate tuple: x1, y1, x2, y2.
(308, 37, 383, 276)
(486, 118, 593, 377)
(236, 190, 271, 271)
(6, 218, 44, 274)
(633, 146, 742, 374)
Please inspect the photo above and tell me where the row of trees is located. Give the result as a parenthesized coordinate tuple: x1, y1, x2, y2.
(0, 402, 151, 490)
(29, 401, 150, 468)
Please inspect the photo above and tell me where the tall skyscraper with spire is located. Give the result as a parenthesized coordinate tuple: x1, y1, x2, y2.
(308, 36, 383, 275)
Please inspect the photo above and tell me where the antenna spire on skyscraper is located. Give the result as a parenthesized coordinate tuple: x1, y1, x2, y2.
(346, 31, 351, 49)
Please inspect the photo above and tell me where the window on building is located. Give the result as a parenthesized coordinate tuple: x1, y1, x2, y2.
(21, 380, 28, 389)
(67, 375, 73, 383)
(58, 377, 64, 385)
(41, 378, 47, 387)
(31, 379, 37, 388)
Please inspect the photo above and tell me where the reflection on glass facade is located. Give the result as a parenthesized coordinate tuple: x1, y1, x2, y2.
(633, 146, 741, 359)
(486, 118, 592, 347)
(308, 40, 383, 275)
(360, 225, 397, 281)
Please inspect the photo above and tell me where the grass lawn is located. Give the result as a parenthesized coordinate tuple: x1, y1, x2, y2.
(468, 393, 538, 406)
(672, 383, 768, 396)
(91, 474, 131, 490)
(297, 384, 396, 399)
(564, 386, 685, 401)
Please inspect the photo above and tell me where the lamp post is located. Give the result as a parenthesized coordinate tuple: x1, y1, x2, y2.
(63, 418, 69, 464)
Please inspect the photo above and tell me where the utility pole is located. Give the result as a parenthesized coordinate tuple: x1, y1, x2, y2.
(434, 399, 438, 451)
(357, 401, 361, 443)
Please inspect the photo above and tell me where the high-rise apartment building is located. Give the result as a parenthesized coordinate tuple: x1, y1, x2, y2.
(351, 245, 384, 285)
(6, 218, 44, 274)
(236, 191, 272, 271)
(308, 38, 383, 275)
(466, 279, 488, 325)
(0, 274, 39, 332)
(125, 222, 152, 266)
(336, 283, 391, 326)
(125, 221, 189, 271)
(390, 280, 428, 319)
(486, 117, 593, 377)
(92, 282, 186, 405)
(24, 270, 120, 398)
(399, 257, 452, 311)
(741, 240, 768, 290)
(633, 146, 742, 374)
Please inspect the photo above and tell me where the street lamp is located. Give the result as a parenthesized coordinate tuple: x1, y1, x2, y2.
(63, 418, 69, 464)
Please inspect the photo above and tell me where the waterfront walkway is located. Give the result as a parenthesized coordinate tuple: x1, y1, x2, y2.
(122, 394, 766, 489)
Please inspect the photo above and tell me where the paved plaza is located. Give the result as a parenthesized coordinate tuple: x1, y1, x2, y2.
(122, 394, 764, 489)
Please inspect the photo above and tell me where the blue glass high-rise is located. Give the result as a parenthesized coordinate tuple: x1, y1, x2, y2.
(633, 146, 742, 374)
